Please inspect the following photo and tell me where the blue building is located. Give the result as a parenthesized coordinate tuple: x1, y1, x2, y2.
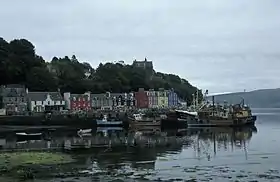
(168, 89, 178, 107)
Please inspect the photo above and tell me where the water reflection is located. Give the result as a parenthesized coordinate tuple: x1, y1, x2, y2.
(0, 126, 258, 181)
(187, 127, 256, 161)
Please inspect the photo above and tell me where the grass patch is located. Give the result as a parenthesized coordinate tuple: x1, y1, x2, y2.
(0, 151, 74, 168)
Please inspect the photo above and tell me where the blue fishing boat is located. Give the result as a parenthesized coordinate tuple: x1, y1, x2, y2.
(96, 114, 123, 127)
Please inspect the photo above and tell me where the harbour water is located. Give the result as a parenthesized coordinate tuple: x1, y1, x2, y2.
(1, 108, 280, 181)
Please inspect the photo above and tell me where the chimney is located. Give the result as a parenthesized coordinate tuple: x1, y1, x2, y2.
(63, 92, 71, 110)
(84, 91, 91, 98)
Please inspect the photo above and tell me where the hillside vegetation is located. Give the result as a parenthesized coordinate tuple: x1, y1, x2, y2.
(0, 38, 201, 103)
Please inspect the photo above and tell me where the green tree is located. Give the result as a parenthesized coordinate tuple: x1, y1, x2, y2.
(0, 37, 202, 102)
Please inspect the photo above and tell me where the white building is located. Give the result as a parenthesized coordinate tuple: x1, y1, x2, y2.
(27, 92, 65, 112)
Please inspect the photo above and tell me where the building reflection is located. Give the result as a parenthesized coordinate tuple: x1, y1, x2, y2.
(0, 126, 257, 171)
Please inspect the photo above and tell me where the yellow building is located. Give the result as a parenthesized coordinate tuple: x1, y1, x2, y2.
(157, 89, 168, 108)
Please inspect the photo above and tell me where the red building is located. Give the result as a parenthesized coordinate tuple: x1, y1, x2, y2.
(70, 93, 91, 111)
(135, 88, 149, 108)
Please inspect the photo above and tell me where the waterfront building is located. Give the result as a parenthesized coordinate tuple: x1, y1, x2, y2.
(135, 88, 149, 108)
(111, 92, 135, 109)
(64, 92, 91, 111)
(91, 92, 135, 110)
(146, 89, 158, 108)
(157, 88, 168, 108)
(1, 84, 28, 115)
(91, 92, 113, 110)
(27, 92, 65, 113)
(168, 89, 179, 107)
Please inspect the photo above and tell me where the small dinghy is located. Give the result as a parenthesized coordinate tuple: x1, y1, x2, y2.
(77, 129, 92, 136)
(16, 132, 42, 141)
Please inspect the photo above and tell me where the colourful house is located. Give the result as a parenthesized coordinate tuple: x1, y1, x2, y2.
(157, 88, 168, 108)
(135, 88, 149, 108)
(146, 89, 158, 108)
(168, 89, 178, 107)
(64, 92, 91, 111)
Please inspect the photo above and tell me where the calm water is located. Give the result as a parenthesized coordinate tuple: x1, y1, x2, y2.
(1, 108, 280, 182)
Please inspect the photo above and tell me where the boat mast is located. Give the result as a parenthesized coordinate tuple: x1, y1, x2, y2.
(196, 89, 199, 109)
(212, 96, 215, 116)
(192, 93, 196, 109)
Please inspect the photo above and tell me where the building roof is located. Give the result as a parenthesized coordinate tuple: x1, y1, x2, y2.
(5, 84, 26, 88)
(90, 93, 107, 98)
(27, 92, 63, 101)
(90, 92, 133, 99)
(70, 93, 90, 99)
(1, 87, 27, 97)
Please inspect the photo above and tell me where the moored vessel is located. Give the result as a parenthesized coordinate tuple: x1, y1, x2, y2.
(16, 132, 42, 141)
(176, 90, 257, 127)
(129, 113, 161, 128)
(96, 114, 123, 127)
(186, 96, 256, 127)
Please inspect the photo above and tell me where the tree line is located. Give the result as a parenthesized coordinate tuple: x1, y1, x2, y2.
(0, 38, 202, 104)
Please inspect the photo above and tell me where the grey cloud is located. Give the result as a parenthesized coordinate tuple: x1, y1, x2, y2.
(1, 0, 280, 93)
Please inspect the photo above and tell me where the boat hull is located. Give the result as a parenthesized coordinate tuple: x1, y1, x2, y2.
(16, 133, 42, 141)
(130, 121, 161, 127)
(77, 129, 92, 135)
(96, 120, 123, 127)
(187, 115, 256, 127)
(161, 118, 188, 129)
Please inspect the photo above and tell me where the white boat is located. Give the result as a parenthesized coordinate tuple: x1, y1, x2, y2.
(77, 129, 92, 135)
(96, 115, 123, 126)
(16, 132, 42, 141)
(129, 113, 161, 127)
(16, 132, 42, 136)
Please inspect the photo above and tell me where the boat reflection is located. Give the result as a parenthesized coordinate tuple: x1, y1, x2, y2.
(187, 126, 257, 160)
(0, 126, 257, 171)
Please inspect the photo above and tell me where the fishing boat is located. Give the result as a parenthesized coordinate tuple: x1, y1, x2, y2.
(183, 93, 256, 127)
(173, 89, 257, 127)
(96, 114, 123, 126)
(161, 110, 189, 129)
(129, 113, 161, 127)
(16, 132, 42, 140)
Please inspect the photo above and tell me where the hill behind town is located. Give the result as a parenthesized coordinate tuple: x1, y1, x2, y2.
(209, 88, 280, 108)
(0, 37, 201, 103)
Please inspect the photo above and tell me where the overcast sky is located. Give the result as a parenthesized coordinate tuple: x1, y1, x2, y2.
(1, 0, 280, 94)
